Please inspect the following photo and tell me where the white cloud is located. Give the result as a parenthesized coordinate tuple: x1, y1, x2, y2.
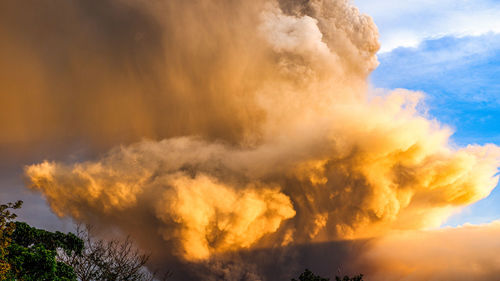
(354, 0, 500, 52)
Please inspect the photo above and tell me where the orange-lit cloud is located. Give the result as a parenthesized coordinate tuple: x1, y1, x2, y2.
(10, 0, 500, 279)
(357, 221, 500, 280)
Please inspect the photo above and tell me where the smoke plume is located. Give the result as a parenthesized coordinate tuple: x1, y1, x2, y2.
(7, 0, 499, 279)
(357, 220, 500, 281)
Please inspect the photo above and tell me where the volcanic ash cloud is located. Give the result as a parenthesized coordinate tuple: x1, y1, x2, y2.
(357, 221, 500, 281)
(21, 0, 500, 280)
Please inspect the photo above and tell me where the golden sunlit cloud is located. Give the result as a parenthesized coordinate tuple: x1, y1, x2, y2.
(9, 0, 500, 279)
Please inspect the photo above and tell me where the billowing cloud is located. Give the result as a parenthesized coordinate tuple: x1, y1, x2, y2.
(9, 0, 500, 280)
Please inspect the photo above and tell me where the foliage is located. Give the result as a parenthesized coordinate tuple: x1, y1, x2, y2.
(0, 200, 167, 281)
(0, 200, 23, 279)
(7, 243, 75, 280)
(0, 201, 83, 280)
(6, 221, 84, 281)
(292, 269, 364, 281)
(11, 222, 83, 255)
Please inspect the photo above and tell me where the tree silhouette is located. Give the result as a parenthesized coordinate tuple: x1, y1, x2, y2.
(292, 269, 329, 281)
(292, 269, 364, 281)
(335, 274, 364, 281)
(59, 224, 170, 281)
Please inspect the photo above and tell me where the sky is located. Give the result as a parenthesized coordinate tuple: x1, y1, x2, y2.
(355, 0, 500, 226)
(1, 0, 500, 280)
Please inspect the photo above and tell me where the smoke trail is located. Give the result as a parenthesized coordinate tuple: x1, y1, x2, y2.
(11, 0, 500, 279)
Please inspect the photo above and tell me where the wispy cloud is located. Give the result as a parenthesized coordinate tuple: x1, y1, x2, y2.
(371, 34, 500, 100)
(355, 0, 500, 52)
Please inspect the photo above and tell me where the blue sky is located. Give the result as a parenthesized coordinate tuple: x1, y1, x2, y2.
(356, 0, 500, 226)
